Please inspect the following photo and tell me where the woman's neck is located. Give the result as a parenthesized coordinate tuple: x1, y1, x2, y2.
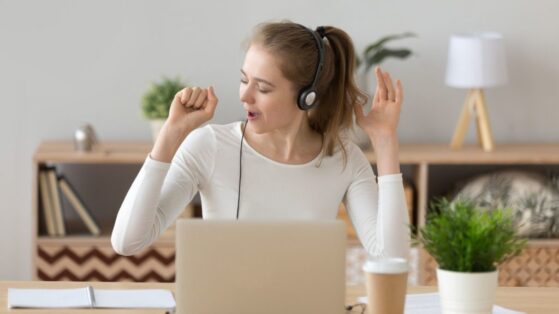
(244, 117, 322, 164)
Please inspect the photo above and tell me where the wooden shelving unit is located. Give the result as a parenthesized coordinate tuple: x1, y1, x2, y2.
(32, 141, 559, 286)
(32, 141, 181, 282)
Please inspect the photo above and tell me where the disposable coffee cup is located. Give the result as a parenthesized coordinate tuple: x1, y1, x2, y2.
(363, 257, 409, 314)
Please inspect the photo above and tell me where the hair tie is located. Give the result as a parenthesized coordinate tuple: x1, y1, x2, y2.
(316, 26, 327, 38)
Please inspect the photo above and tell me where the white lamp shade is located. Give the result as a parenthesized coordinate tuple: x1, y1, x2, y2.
(445, 32, 508, 88)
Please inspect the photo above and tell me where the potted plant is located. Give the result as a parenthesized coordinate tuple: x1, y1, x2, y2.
(413, 198, 527, 314)
(141, 77, 186, 141)
(357, 32, 416, 74)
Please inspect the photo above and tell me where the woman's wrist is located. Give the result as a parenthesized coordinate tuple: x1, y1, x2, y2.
(367, 130, 398, 147)
(150, 122, 192, 163)
(369, 133, 401, 176)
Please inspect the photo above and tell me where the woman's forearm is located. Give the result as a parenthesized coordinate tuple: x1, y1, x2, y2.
(370, 134, 401, 176)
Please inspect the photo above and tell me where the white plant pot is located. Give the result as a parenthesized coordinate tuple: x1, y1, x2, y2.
(437, 268, 498, 314)
(149, 119, 166, 142)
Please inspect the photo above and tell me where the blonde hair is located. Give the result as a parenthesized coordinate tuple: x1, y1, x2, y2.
(249, 21, 368, 163)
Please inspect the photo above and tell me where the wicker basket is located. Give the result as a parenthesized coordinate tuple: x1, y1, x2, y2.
(419, 240, 559, 287)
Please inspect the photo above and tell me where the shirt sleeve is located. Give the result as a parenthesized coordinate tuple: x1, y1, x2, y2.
(111, 125, 216, 256)
(343, 145, 410, 259)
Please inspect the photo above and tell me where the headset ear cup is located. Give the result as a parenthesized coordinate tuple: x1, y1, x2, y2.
(298, 89, 317, 111)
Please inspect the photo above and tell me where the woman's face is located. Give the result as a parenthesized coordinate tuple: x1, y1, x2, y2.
(240, 44, 302, 134)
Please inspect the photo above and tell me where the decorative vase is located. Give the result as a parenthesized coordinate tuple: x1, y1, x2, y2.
(149, 119, 166, 142)
(436, 268, 498, 314)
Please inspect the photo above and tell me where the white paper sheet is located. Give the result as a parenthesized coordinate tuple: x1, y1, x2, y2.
(8, 288, 91, 308)
(94, 289, 176, 309)
(357, 293, 525, 314)
(8, 287, 175, 309)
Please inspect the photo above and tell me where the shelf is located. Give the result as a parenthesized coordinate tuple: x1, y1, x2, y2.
(365, 143, 559, 164)
(37, 227, 177, 246)
(36, 141, 559, 164)
(34, 141, 152, 164)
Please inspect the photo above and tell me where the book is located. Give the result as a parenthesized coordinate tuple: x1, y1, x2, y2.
(58, 175, 101, 236)
(38, 170, 56, 236)
(7, 286, 175, 310)
(47, 168, 65, 236)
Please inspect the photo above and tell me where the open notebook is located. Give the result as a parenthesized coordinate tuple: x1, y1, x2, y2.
(8, 287, 175, 310)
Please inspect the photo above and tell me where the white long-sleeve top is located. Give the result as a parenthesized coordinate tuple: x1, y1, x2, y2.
(111, 122, 410, 258)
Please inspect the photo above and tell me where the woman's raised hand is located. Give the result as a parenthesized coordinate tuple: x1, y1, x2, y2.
(167, 86, 219, 133)
(151, 86, 218, 163)
(354, 67, 403, 140)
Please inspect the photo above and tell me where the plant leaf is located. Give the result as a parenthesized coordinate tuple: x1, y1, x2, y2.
(363, 32, 416, 56)
(364, 48, 413, 71)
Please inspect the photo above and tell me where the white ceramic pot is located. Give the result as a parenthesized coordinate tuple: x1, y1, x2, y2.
(149, 119, 166, 142)
(437, 268, 498, 314)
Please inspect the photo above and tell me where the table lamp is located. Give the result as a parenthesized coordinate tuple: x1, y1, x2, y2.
(445, 32, 508, 152)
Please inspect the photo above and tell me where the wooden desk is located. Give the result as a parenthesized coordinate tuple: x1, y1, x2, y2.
(2, 281, 559, 313)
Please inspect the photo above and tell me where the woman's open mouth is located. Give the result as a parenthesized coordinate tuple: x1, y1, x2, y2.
(247, 111, 260, 120)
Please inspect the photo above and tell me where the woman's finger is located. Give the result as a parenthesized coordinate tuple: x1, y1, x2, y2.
(193, 89, 208, 109)
(180, 88, 192, 105)
(395, 79, 404, 104)
(204, 86, 219, 116)
(177, 88, 192, 105)
(375, 67, 387, 101)
(384, 72, 395, 101)
(187, 87, 201, 107)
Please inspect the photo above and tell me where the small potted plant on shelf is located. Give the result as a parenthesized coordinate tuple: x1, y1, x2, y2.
(413, 198, 527, 314)
(141, 77, 186, 141)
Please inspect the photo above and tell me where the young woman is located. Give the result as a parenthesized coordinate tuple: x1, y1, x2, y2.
(111, 21, 410, 259)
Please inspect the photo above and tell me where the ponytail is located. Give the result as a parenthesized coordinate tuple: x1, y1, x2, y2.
(308, 26, 368, 163)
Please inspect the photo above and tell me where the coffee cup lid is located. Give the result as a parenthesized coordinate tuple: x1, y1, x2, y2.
(362, 257, 409, 274)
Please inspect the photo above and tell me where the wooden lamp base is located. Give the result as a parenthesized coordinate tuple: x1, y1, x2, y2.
(450, 88, 495, 152)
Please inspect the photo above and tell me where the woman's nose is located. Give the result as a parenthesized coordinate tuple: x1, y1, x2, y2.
(240, 85, 254, 104)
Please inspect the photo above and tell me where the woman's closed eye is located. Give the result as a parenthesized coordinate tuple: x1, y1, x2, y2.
(258, 86, 271, 94)
(240, 78, 271, 94)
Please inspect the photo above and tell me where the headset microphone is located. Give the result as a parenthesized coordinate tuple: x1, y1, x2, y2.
(236, 119, 248, 219)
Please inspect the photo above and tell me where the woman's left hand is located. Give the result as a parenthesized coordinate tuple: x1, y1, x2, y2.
(354, 67, 403, 140)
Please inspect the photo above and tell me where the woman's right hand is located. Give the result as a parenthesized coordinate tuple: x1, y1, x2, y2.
(150, 86, 218, 163)
(166, 86, 219, 133)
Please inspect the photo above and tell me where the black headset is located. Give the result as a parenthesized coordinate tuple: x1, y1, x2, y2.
(297, 26, 327, 111)
(236, 25, 327, 219)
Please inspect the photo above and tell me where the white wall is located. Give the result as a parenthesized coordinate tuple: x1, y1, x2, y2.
(1, 0, 558, 280)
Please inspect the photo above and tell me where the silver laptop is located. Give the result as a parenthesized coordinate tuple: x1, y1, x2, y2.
(175, 219, 346, 314)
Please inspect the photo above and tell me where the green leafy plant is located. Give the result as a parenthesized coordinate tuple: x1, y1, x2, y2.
(357, 32, 416, 71)
(412, 198, 527, 272)
(141, 77, 186, 119)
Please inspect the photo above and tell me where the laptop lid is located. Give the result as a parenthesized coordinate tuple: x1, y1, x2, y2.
(175, 219, 346, 314)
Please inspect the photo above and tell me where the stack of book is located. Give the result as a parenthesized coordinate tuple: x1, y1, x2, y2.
(38, 167, 100, 236)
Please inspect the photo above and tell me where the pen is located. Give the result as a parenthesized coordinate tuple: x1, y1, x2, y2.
(86, 286, 96, 308)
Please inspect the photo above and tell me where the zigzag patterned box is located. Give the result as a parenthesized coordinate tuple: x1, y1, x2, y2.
(37, 242, 176, 282)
